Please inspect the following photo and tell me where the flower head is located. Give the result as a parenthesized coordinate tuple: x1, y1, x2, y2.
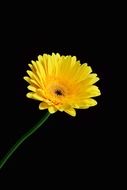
(24, 53, 101, 116)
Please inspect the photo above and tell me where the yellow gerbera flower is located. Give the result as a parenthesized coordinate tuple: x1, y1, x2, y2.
(24, 53, 101, 117)
(0, 53, 101, 169)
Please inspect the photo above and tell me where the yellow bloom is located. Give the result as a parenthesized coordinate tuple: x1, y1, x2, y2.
(24, 53, 101, 117)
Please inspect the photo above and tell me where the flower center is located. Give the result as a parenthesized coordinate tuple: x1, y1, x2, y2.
(54, 89, 64, 96)
(46, 78, 69, 104)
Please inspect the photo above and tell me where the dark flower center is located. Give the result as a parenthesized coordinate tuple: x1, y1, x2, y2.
(55, 89, 63, 96)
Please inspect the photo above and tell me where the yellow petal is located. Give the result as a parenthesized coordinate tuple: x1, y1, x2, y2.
(86, 86, 101, 97)
(38, 54, 48, 74)
(39, 102, 49, 110)
(36, 60, 46, 82)
(77, 85, 101, 98)
(26, 70, 40, 86)
(64, 108, 76, 117)
(76, 64, 92, 82)
(28, 63, 36, 73)
(26, 93, 44, 101)
(80, 99, 97, 108)
(48, 106, 57, 113)
(27, 85, 37, 92)
(24, 77, 39, 88)
(80, 74, 100, 86)
(23, 76, 31, 84)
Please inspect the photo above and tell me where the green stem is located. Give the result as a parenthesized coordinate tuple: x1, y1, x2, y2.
(0, 112, 51, 169)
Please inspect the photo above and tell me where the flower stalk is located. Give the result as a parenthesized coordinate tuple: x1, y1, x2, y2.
(0, 112, 51, 169)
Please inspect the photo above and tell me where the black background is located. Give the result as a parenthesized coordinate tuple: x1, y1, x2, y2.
(0, 4, 117, 185)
